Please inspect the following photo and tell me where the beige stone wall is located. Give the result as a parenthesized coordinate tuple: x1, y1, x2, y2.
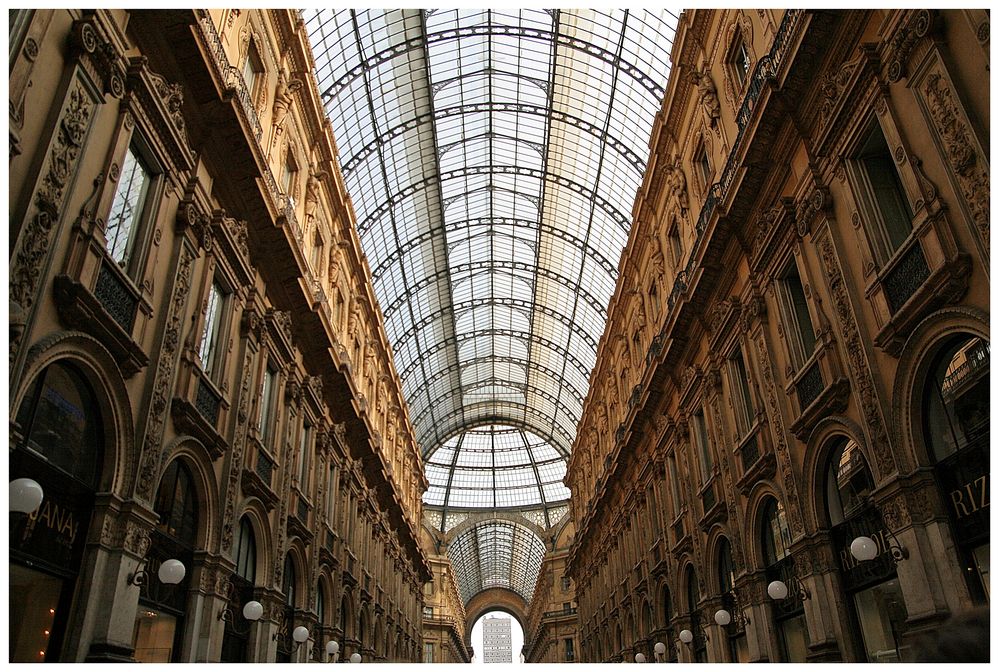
(9, 8, 430, 663)
(567, 9, 989, 663)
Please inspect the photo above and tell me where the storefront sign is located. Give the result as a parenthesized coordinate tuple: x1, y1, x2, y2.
(9, 469, 90, 574)
(936, 445, 989, 545)
(831, 507, 896, 592)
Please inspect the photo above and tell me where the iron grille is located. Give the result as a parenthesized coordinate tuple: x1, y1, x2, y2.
(195, 377, 222, 425)
(297, 496, 309, 522)
(795, 361, 824, 412)
(701, 481, 717, 513)
(94, 261, 137, 332)
(255, 449, 274, 487)
(883, 244, 930, 313)
(740, 434, 760, 473)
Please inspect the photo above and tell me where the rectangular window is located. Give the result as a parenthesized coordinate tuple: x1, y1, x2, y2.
(326, 463, 337, 521)
(667, 453, 682, 514)
(242, 41, 262, 98)
(730, 36, 750, 88)
(850, 122, 914, 263)
(423, 643, 434, 664)
(198, 279, 227, 377)
(565, 638, 575, 662)
(694, 143, 711, 190)
(777, 262, 817, 368)
(106, 144, 152, 267)
(258, 365, 277, 441)
(694, 409, 714, 483)
(668, 220, 683, 267)
(297, 423, 312, 487)
(729, 348, 755, 436)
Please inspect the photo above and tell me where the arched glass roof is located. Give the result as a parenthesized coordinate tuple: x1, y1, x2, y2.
(447, 519, 547, 603)
(425, 424, 570, 511)
(305, 8, 678, 458)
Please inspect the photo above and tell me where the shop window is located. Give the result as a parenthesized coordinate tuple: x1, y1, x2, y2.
(565, 637, 575, 662)
(718, 538, 749, 662)
(424, 642, 434, 663)
(923, 335, 990, 604)
(105, 141, 158, 273)
(685, 566, 707, 662)
(761, 497, 808, 662)
(198, 278, 229, 379)
(728, 348, 756, 436)
(775, 260, 817, 370)
(848, 121, 914, 264)
(134, 461, 199, 663)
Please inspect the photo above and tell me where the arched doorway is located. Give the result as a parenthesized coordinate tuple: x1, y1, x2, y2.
(10, 361, 105, 662)
(760, 497, 807, 662)
(276, 554, 298, 662)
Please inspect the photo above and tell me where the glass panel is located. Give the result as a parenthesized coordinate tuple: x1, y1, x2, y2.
(106, 145, 151, 266)
(132, 607, 178, 663)
(852, 577, 908, 662)
(199, 280, 226, 376)
(9, 564, 63, 662)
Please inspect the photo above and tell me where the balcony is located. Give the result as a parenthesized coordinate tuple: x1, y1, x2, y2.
(241, 441, 279, 510)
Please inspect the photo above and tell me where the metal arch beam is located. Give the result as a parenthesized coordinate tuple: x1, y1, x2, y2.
(414, 400, 575, 458)
(437, 129, 546, 161)
(389, 294, 599, 362)
(396, 326, 593, 393)
(409, 379, 581, 441)
(423, 415, 565, 464)
(356, 163, 631, 236)
(445, 518, 548, 603)
(381, 259, 610, 325)
(431, 67, 551, 103)
(316, 23, 666, 108)
(340, 101, 646, 176)
(438, 353, 586, 406)
(370, 216, 618, 281)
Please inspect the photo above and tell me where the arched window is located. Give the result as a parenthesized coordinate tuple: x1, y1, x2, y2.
(277, 554, 298, 662)
(761, 498, 791, 566)
(317, 582, 326, 627)
(14, 361, 103, 488)
(825, 438, 873, 527)
(235, 517, 257, 583)
(154, 461, 199, 545)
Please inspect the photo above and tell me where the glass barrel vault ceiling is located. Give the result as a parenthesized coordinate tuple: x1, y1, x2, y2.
(305, 8, 677, 596)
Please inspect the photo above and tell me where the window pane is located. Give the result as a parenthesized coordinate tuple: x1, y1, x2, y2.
(106, 145, 151, 266)
(199, 280, 226, 376)
(132, 607, 178, 663)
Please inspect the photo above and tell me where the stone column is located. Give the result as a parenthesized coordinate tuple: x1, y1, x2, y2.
(793, 539, 846, 661)
(702, 596, 727, 662)
(188, 552, 234, 662)
(74, 497, 158, 662)
(737, 572, 773, 662)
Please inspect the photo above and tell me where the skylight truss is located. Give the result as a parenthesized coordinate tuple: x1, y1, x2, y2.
(305, 9, 679, 465)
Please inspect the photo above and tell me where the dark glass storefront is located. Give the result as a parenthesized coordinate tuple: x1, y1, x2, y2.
(10, 362, 104, 663)
(761, 498, 808, 662)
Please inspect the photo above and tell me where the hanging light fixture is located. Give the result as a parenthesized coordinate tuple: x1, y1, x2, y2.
(10, 478, 44, 514)
(635, 652, 646, 663)
(679, 629, 693, 644)
(349, 652, 362, 663)
(714, 609, 731, 626)
(327, 640, 340, 663)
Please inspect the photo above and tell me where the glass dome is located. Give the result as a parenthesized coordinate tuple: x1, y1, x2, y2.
(425, 425, 569, 511)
